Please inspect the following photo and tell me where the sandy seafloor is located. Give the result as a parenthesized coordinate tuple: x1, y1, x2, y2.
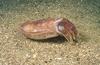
(0, 0, 100, 65)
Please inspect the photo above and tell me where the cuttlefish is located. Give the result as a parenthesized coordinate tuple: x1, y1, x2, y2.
(20, 18, 78, 41)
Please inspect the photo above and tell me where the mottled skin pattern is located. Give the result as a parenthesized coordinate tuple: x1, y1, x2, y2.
(20, 18, 78, 41)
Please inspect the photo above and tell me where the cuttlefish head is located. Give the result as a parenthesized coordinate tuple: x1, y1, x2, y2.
(55, 18, 78, 41)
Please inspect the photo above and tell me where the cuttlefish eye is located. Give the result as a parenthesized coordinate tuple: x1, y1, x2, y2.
(57, 22, 65, 31)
